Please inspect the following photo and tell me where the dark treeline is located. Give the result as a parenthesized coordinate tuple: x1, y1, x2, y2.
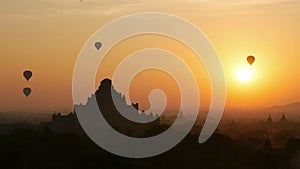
(0, 127, 300, 169)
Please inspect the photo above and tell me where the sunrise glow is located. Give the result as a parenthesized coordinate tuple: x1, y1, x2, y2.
(236, 67, 254, 83)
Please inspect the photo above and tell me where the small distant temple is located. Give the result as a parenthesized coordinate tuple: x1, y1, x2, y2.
(267, 115, 273, 123)
(279, 113, 287, 123)
(177, 111, 186, 124)
(39, 111, 84, 136)
(266, 113, 287, 124)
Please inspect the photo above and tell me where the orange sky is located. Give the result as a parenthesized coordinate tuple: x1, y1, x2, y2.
(0, 0, 299, 111)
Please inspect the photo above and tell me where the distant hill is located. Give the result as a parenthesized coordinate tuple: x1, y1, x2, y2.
(271, 102, 300, 113)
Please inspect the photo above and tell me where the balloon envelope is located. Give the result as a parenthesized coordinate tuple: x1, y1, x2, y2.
(23, 70, 32, 81)
(247, 56, 255, 65)
(95, 42, 102, 50)
(23, 87, 31, 97)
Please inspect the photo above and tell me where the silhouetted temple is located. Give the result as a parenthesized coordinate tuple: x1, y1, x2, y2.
(265, 113, 289, 124)
(94, 78, 161, 137)
(279, 113, 287, 123)
(41, 78, 161, 137)
(267, 115, 273, 123)
(39, 112, 84, 136)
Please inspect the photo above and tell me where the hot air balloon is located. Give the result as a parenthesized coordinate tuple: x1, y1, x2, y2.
(95, 42, 102, 50)
(23, 70, 32, 81)
(23, 87, 31, 97)
(247, 55, 255, 66)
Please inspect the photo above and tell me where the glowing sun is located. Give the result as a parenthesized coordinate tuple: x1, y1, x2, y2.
(236, 67, 254, 82)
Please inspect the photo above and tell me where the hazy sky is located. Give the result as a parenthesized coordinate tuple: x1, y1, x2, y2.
(0, 0, 299, 111)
